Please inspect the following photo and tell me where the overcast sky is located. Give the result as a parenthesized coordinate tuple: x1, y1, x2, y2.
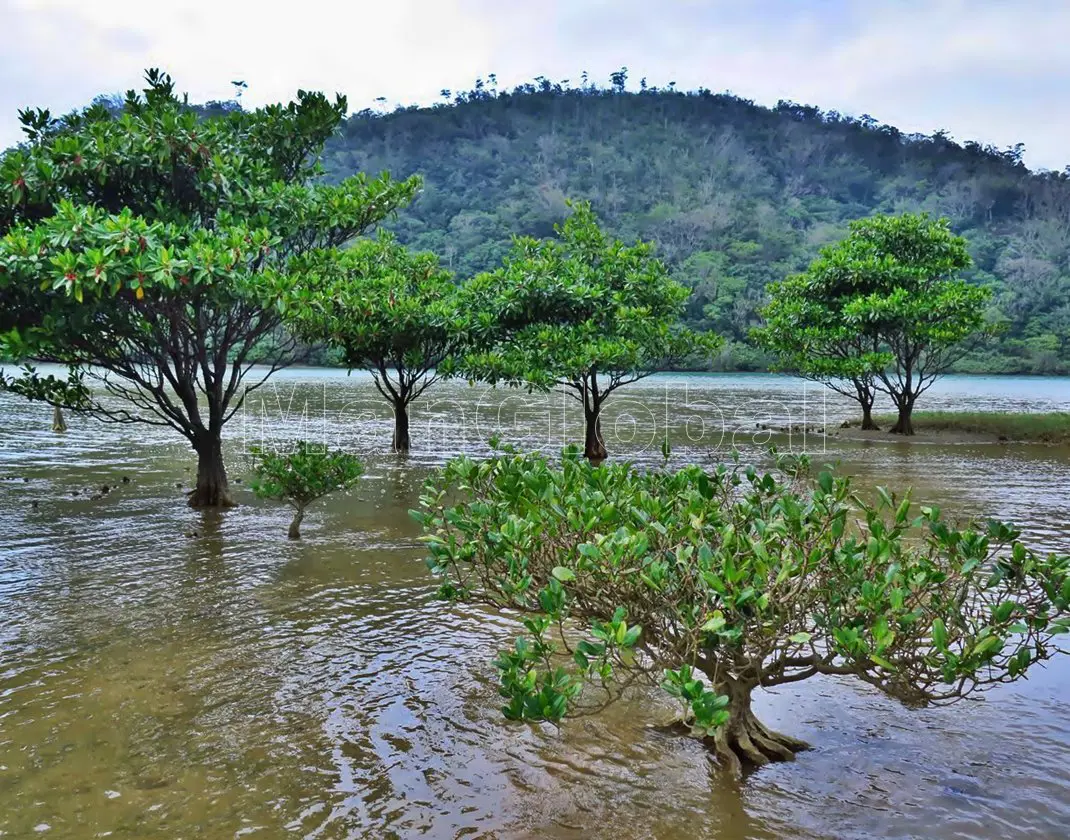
(2, 0, 1067, 170)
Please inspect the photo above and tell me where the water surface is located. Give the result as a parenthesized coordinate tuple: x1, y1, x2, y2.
(1, 371, 1069, 839)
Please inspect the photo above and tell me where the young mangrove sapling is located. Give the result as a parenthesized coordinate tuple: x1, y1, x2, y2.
(250, 441, 363, 539)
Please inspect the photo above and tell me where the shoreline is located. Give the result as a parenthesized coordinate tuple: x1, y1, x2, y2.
(802, 411, 1070, 447)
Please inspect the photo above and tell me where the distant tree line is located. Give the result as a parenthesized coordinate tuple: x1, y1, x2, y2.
(322, 70, 1070, 375)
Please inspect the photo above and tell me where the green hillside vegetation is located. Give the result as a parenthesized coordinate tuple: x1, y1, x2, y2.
(323, 71, 1070, 375)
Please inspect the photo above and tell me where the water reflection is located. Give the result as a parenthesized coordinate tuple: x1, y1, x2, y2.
(1, 372, 1068, 838)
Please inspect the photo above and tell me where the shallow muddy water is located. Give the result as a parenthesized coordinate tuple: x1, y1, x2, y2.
(1, 371, 1069, 839)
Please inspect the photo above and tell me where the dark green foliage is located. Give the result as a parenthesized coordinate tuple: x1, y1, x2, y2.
(322, 78, 1070, 374)
(462, 202, 719, 459)
(756, 213, 992, 433)
(284, 233, 481, 453)
(0, 69, 417, 506)
(249, 441, 363, 538)
(416, 447, 1070, 773)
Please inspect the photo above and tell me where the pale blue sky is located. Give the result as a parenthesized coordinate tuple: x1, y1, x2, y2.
(1, 0, 1067, 170)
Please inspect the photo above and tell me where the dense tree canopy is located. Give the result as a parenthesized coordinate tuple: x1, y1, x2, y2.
(285, 233, 482, 453)
(417, 448, 1070, 774)
(755, 213, 991, 433)
(462, 202, 718, 459)
(324, 75, 1070, 374)
(754, 275, 884, 429)
(838, 214, 990, 433)
(0, 70, 418, 505)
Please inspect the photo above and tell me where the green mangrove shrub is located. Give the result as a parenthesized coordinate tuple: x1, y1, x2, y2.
(249, 442, 363, 539)
(415, 448, 1070, 775)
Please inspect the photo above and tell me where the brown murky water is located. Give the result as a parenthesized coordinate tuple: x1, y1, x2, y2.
(1, 371, 1069, 839)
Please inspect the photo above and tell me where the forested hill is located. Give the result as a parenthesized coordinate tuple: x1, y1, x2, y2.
(322, 79, 1070, 375)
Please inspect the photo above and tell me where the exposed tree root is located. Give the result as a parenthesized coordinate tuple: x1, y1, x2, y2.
(661, 712, 810, 777)
(748, 712, 810, 753)
(710, 729, 744, 777)
(708, 716, 810, 776)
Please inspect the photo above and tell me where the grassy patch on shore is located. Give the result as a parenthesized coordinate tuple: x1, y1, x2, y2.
(871, 411, 1070, 443)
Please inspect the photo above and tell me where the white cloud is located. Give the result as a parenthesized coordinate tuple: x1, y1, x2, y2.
(0, 0, 1067, 170)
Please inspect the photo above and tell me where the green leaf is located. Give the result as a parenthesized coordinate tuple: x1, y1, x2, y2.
(932, 618, 948, 650)
(702, 612, 726, 633)
(551, 566, 575, 582)
(971, 635, 1003, 658)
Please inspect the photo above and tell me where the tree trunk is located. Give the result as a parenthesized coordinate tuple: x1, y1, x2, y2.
(704, 679, 810, 777)
(392, 400, 411, 454)
(288, 507, 304, 540)
(852, 378, 879, 431)
(188, 432, 235, 508)
(860, 401, 879, 431)
(51, 406, 67, 433)
(583, 409, 607, 461)
(889, 400, 915, 436)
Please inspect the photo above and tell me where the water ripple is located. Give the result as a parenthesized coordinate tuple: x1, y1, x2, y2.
(1, 372, 1069, 839)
